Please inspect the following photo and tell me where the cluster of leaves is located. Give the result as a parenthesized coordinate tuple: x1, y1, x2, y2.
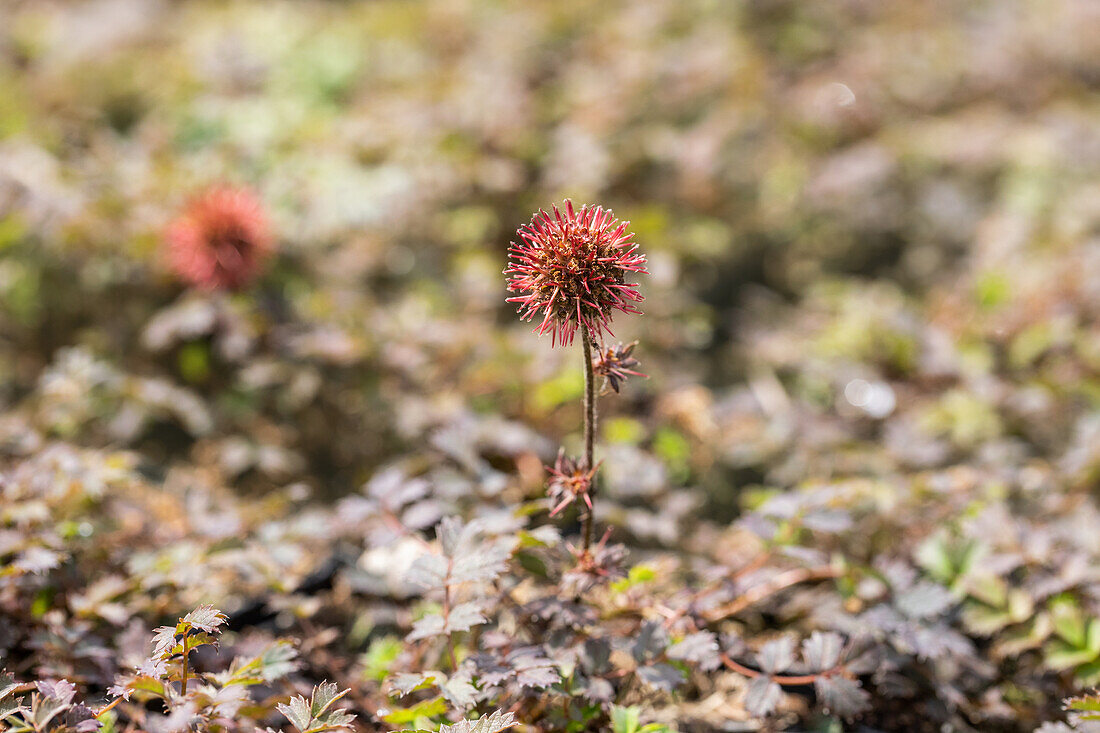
(1, 677, 98, 733)
(2, 0, 1100, 731)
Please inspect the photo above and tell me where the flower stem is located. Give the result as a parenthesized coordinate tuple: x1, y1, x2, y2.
(581, 323, 597, 552)
(95, 698, 123, 718)
(443, 572, 458, 671)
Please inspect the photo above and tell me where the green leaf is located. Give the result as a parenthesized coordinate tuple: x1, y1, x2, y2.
(1050, 596, 1087, 647)
(310, 682, 348, 719)
(278, 683, 355, 733)
(438, 710, 517, 733)
(531, 369, 584, 413)
(604, 417, 646, 445)
(382, 696, 447, 725)
(1044, 639, 1098, 672)
(993, 613, 1052, 658)
(611, 564, 657, 594)
(515, 551, 548, 579)
(219, 641, 299, 686)
(961, 600, 1012, 636)
(1088, 619, 1100, 655)
(361, 636, 402, 683)
(278, 695, 313, 731)
(914, 536, 954, 584)
(611, 705, 641, 733)
(1007, 589, 1034, 624)
(963, 574, 1007, 608)
(126, 676, 167, 698)
(1074, 660, 1100, 687)
(1067, 693, 1100, 720)
(181, 604, 228, 634)
(177, 341, 211, 383)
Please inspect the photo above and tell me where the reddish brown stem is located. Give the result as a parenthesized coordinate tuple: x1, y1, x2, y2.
(720, 652, 823, 685)
(95, 698, 123, 718)
(442, 572, 458, 671)
(702, 566, 842, 623)
(581, 323, 597, 552)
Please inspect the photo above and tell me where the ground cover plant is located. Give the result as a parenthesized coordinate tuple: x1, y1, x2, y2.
(2, 0, 1100, 730)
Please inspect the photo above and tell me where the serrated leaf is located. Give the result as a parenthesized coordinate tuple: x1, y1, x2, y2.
(440, 669, 479, 709)
(0, 696, 26, 720)
(181, 605, 227, 634)
(279, 683, 354, 733)
(743, 676, 782, 717)
(0, 671, 21, 701)
(277, 695, 312, 731)
(316, 709, 357, 732)
(815, 676, 870, 718)
(219, 641, 299, 686)
(895, 581, 955, 620)
(310, 682, 348, 719)
(802, 631, 844, 671)
(508, 650, 559, 689)
(407, 614, 446, 641)
(389, 672, 439, 697)
(636, 664, 685, 692)
(759, 637, 795, 674)
(150, 626, 178, 660)
(438, 516, 470, 557)
(438, 709, 516, 733)
(123, 675, 167, 698)
(577, 676, 614, 703)
(1069, 695, 1100, 712)
(631, 622, 668, 663)
(1067, 693, 1100, 718)
(36, 680, 76, 705)
(450, 537, 515, 585)
(405, 555, 450, 591)
(446, 601, 487, 633)
(909, 623, 974, 660)
(472, 655, 512, 687)
(667, 632, 719, 671)
(63, 702, 100, 733)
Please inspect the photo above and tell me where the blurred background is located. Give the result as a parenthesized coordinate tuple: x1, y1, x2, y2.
(6, 2, 1100, 728)
(0, 0, 1099, 513)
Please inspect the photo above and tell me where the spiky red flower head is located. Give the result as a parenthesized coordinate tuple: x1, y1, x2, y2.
(593, 340, 646, 394)
(166, 186, 273, 291)
(504, 200, 647, 347)
(563, 529, 626, 594)
(546, 448, 600, 517)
